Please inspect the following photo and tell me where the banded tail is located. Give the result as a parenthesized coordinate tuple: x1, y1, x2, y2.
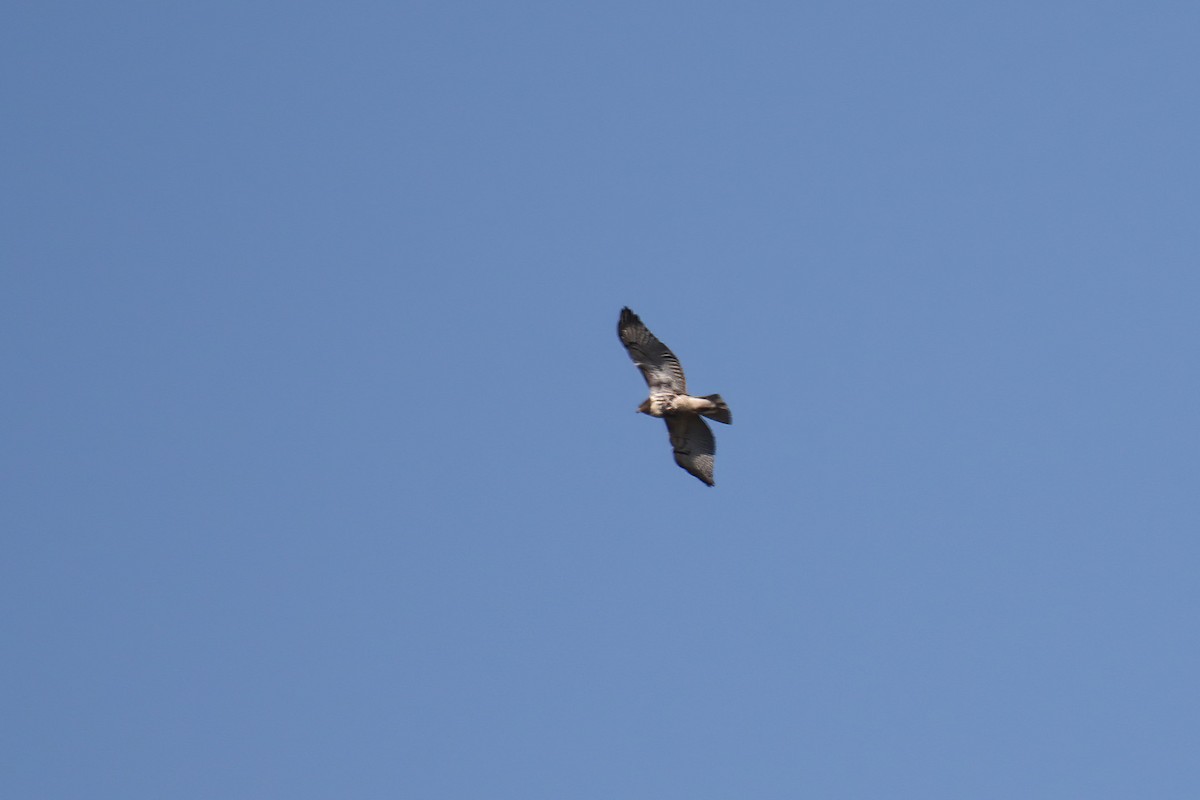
(701, 394, 732, 424)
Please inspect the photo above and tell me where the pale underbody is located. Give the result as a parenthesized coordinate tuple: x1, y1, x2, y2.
(638, 394, 719, 417)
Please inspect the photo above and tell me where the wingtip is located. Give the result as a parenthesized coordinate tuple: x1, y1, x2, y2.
(618, 307, 642, 339)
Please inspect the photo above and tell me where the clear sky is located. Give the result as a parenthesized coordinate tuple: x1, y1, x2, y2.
(5, 2, 1199, 797)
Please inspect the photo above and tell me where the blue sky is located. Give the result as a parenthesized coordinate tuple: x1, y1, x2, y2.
(4, 2, 1200, 797)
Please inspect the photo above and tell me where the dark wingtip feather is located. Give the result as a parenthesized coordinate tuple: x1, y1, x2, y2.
(618, 307, 645, 343)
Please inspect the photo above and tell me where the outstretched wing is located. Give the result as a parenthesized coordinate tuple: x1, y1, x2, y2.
(665, 414, 716, 486)
(618, 307, 687, 394)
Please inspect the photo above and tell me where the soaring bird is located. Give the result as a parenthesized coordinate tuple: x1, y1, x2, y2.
(617, 307, 732, 486)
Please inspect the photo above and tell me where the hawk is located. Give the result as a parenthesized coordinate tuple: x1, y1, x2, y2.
(617, 307, 732, 486)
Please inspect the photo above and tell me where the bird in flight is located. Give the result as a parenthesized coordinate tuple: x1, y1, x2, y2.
(617, 307, 732, 486)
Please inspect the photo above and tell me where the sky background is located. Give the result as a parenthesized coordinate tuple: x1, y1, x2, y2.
(4, 2, 1200, 797)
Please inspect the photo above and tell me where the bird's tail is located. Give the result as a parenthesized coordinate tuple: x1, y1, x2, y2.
(701, 394, 732, 424)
